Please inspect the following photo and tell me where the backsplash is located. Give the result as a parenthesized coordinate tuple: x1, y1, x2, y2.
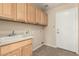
(0, 20, 42, 36)
(0, 20, 44, 50)
(0, 21, 30, 36)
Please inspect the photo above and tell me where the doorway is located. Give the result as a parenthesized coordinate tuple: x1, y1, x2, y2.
(56, 8, 78, 53)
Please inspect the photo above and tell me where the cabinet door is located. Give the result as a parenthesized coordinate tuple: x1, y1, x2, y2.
(27, 4, 31, 23)
(44, 13, 48, 25)
(5, 48, 21, 56)
(27, 4, 36, 24)
(22, 44, 32, 56)
(31, 5, 36, 24)
(36, 8, 41, 24)
(25, 3, 28, 22)
(0, 3, 2, 17)
(41, 11, 44, 25)
(11, 3, 17, 21)
(41, 11, 48, 26)
(2, 3, 16, 20)
(16, 3, 26, 22)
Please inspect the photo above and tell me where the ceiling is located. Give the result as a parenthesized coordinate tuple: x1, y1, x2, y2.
(33, 3, 63, 11)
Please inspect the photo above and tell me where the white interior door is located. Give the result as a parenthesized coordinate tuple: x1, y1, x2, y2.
(56, 8, 78, 52)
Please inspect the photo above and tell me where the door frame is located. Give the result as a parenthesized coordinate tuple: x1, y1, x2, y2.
(55, 7, 78, 54)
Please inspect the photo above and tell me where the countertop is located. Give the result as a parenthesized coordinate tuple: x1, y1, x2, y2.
(0, 35, 33, 46)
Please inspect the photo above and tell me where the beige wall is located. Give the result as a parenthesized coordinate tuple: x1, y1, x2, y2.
(0, 20, 44, 50)
(44, 8, 56, 47)
(44, 3, 79, 48)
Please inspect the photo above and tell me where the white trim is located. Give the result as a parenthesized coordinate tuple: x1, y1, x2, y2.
(56, 8, 79, 53)
(74, 7, 78, 54)
(45, 43, 57, 48)
(33, 44, 44, 51)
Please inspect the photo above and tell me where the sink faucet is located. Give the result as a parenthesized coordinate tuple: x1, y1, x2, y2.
(8, 30, 16, 36)
(25, 31, 29, 34)
(12, 30, 15, 35)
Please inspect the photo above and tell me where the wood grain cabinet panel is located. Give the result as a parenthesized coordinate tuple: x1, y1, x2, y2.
(16, 3, 26, 22)
(25, 4, 28, 22)
(41, 11, 45, 25)
(0, 3, 48, 26)
(2, 3, 12, 18)
(41, 11, 48, 25)
(36, 8, 41, 24)
(11, 3, 17, 21)
(30, 5, 36, 24)
(27, 4, 31, 23)
(44, 13, 48, 25)
(5, 48, 21, 56)
(2, 3, 17, 20)
(22, 44, 32, 56)
(0, 39, 32, 56)
(27, 4, 36, 24)
(0, 4, 2, 17)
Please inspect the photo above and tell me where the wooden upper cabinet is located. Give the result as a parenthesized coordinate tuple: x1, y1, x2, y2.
(2, 3, 11, 18)
(31, 5, 36, 24)
(11, 3, 17, 21)
(25, 4, 28, 22)
(0, 4, 2, 17)
(44, 13, 48, 25)
(2, 3, 17, 20)
(27, 4, 36, 24)
(16, 3, 26, 22)
(41, 11, 48, 26)
(27, 4, 31, 23)
(36, 8, 41, 24)
(0, 3, 48, 26)
(41, 11, 45, 25)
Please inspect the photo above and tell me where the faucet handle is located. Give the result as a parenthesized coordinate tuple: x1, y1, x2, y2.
(25, 31, 29, 34)
(12, 30, 16, 35)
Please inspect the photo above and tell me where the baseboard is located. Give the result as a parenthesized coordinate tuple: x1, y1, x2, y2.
(33, 44, 44, 51)
(44, 43, 57, 48)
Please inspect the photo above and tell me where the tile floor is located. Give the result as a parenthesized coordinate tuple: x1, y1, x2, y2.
(33, 45, 78, 56)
